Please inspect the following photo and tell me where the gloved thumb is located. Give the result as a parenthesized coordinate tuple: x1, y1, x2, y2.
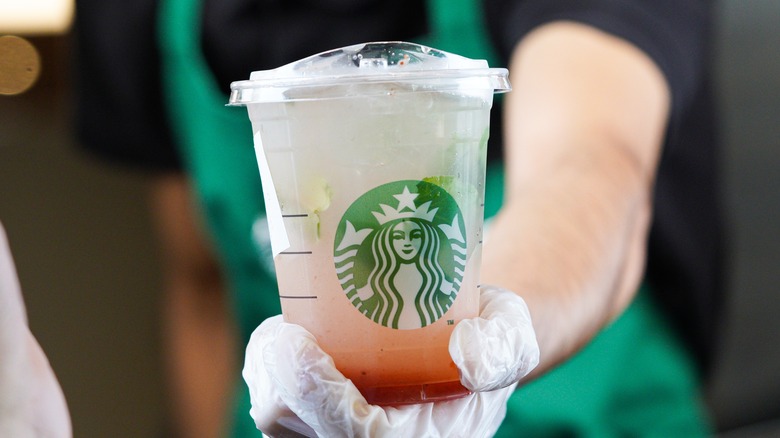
(449, 285, 540, 392)
(243, 315, 317, 437)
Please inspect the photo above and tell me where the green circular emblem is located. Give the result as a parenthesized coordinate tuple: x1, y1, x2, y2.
(334, 180, 467, 330)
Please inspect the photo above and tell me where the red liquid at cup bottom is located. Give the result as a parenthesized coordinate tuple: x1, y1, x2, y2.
(360, 380, 472, 406)
(331, 345, 472, 405)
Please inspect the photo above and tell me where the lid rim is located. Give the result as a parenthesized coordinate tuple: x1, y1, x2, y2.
(227, 73, 511, 106)
(229, 68, 509, 92)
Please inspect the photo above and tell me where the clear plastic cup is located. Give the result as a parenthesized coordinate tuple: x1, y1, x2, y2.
(229, 42, 510, 405)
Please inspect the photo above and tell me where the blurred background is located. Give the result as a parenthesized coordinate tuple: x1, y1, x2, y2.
(0, 0, 778, 436)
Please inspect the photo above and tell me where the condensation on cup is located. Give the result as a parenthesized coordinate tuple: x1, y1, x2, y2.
(229, 42, 510, 405)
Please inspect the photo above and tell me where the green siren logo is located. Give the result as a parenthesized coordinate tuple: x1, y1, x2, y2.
(334, 180, 466, 329)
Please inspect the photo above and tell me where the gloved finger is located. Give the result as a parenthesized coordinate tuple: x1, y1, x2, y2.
(0, 223, 28, 354)
(0, 223, 72, 438)
(449, 285, 540, 392)
(0, 223, 30, 434)
(243, 316, 316, 438)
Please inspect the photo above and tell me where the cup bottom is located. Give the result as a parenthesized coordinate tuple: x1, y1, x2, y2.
(359, 380, 471, 406)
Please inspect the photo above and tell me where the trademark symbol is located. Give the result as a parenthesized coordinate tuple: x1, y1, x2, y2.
(447, 319, 454, 325)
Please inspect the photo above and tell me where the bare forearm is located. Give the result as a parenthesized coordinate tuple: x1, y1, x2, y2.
(481, 22, 669, 375)
(483, 164, 652, 373)
(162, 272, 236, 438)
(151, 175, 236, 438)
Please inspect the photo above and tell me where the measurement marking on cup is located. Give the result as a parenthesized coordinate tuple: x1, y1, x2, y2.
(279, 251, 313, 255)
(282, 214, 309, 218)
(280, 295, 318, 300)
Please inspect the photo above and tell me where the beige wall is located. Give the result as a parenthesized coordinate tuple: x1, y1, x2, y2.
(0, 37, 167, 436)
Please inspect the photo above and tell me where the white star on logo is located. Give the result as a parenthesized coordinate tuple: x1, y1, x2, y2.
(394, 186, 418, 212)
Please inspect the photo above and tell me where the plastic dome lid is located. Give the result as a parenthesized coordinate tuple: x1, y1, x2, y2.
(228, 41, 510, 105)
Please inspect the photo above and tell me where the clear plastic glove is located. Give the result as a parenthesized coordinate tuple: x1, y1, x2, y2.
(243, 285, 539, 438)
(0, 223, 72, 438)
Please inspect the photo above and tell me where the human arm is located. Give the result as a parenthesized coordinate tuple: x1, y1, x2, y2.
(150, 175, 237, 438)
(481, 21, 670, 375)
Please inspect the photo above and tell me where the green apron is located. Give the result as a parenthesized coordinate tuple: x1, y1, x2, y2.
(158, 0, 711, 436)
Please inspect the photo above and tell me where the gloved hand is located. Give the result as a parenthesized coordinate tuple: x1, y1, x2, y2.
(242, 285, 539, 438)
(0, 223, 72, 438)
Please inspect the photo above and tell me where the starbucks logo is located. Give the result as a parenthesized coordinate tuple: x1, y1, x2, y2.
(334, 180, 466, 329)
